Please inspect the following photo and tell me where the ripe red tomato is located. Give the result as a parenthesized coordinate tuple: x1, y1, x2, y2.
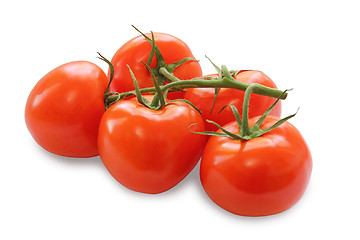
(25, 61, 108, 158)
(109, 32, 202, 99)
(184, 70, 281, 131)
(98, 96, 206, 194)
(200, 115, 312, 216)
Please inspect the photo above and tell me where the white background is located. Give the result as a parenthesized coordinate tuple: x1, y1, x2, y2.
(1, 0, 359, 239)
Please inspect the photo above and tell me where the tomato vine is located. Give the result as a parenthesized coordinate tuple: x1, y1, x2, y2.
(97, 28, 287, 110)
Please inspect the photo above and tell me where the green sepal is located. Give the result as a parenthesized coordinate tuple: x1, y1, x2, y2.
(166, 99, 202, 115)
(205, 55, 221, 76)
(251, 88, 291, 131)
(141, 61, 166, 109)
(231, 70, 241, 77)
(132, 26, 166, 67)
(198, 105, 243, 139)
(127, 65, 151, 108)
(206, 120, 242, 140)
(133, 26, 201, 89)
(189, 83, 296, 141)
(226, 104, 242, 133)
(132, 27, 169, 87)
(188, 123, 230, 137)
(147, 32, 156, 67)
(251, 108, 299, 138)
(208, 64, 236, 113)
(210, 88, 219, 114)
(204, 56, 222, 113)
(166, 57, 199, 74)
(96, 52, 115, 106)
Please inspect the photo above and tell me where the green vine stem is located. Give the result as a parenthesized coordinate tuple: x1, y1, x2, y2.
(159, 65, 285, 99)
(104, 65, 287, 109)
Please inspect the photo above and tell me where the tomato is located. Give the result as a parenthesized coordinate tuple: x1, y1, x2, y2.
(109, 32, 202, 99)
(200, 115, 312, 216)
(98, 96, 206, 194)
(25, 61, 108, 158)
(184, 70, 281, 131)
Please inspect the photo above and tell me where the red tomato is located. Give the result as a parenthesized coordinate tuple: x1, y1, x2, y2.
(200, 115, 312, 216)
(98, 96, 206, 194)
(25, 61, 108, 158)
(185, 71, 281, 131)
(110, 32, 202, 99)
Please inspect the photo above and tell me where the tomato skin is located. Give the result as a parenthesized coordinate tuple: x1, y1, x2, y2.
(98, 96, 206, 194)
(185, 71, 281, 131)
(25, 61, 108, 158)
(110, 32, 202, 99)
(200, 116, 312, 216)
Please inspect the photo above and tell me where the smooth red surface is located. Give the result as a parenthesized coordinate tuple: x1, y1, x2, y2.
(25, 61, 108, 157)
(109, 32, 202, 99)
(98, 96, 206, 194)
(200, 116, 312, 216)
(185, 70, 282, 131)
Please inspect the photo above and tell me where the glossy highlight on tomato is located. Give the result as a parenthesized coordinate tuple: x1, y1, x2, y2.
(110, 32, 202, 99)
(98, 96, 206, 194)
(25, 61, 108, 158)
(185, 70, 281, 131)
(200, 116, 312, 216)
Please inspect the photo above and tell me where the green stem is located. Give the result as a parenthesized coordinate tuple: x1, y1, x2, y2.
(104, 67, 287, 110)
(241, 83, 259, 136)
(159, 66, 286, 99)
(111, 69, 287, 102)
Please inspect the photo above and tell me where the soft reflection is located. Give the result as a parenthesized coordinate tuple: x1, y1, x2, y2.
(213, 140, 240, 166)
(240, 134, 291, 152)
(31, 83, 61, 108)
(65, 89, 77, 104)
(134, 125, 145, 140)
(64, 62, 97, 78)
(106, 118, 126, 134)
(243, 158, 258, 168)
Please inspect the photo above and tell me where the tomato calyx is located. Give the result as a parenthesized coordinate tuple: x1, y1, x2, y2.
(202, 56, 243, 113)
(190, 83, 297, 141)
(132, 26, 199, 87)
(127, 62, 201, 113)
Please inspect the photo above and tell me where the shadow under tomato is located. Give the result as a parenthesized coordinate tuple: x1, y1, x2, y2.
(32, 141, 103, 167)
(98, 159, 204, 198)
(168, 160, 202, 194)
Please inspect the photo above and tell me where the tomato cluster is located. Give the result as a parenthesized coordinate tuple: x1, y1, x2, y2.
(25, 28, 312, 217)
